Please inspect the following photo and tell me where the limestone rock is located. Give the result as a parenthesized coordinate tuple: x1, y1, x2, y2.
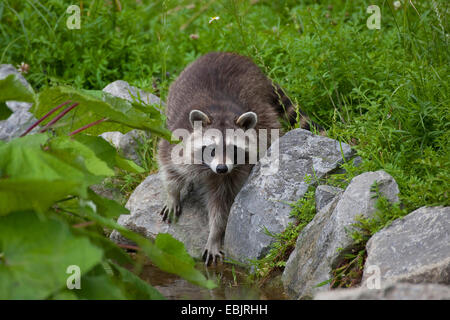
(224, 129, 355, 264)
(110, 173, 209, 258)
(362, 206, 450, 286)
(315, 185, 343, 212)
(102, 80, 163, 106)
(282, 170, 399, 299)
(314, 282, 450, 300)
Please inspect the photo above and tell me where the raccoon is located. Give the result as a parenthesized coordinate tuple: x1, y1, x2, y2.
(158, 52, 321, 265)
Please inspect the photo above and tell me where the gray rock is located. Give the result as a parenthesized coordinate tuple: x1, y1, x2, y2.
(110, 173, 209, 258)
(100, 80, 161, 164)
(282, 195, 343, 299)
(102, 80, 163, 106)
(224, 129, 355, 264)
(282, 170, 399, 299)
(314, 282, 450, 300)
(362, 206, 450, 287)
(100, 129, 150, 166)
(0, 64, 37, 141)
(322, 170, 399, 259)
(315, 185, 343, 212)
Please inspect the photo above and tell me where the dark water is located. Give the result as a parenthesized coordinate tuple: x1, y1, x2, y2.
(137, 261, 288, 300)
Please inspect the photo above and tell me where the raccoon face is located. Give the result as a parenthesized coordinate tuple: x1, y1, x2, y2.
(189, 109, 258, 175)
(200, 143, 247, 174)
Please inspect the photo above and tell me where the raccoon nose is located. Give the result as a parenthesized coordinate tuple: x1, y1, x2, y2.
(216, 164, 228, 174)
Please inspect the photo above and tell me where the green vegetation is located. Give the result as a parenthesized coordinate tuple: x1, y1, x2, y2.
(0, 74, 215, 299)
(0, 0, 448, 296)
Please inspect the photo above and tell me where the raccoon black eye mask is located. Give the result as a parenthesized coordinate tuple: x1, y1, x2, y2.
(157, 52, 318, 265)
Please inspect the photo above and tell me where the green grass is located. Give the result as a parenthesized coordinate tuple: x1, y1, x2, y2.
(1, 0, 448, 285)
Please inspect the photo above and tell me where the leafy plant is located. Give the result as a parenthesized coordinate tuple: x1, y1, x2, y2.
(0, 73, 215, 299)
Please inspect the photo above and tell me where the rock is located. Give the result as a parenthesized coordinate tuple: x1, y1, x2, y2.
(102, 80, 163, 106)
(314, 283, 450, 300)
(224, 129, 355, 264)
(100, 80, 161, 164)
(282, 195, 343, 300)
(282, 170, 399, 299)
(0, 64, 37, 141)
(315, 185, 343, 212)
(362, 206, 450, 286)
(110, 173, 209, 258)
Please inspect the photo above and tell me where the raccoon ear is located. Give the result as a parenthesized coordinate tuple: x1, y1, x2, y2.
(236, 112, 258, 130)
(189, 110, 210, 128)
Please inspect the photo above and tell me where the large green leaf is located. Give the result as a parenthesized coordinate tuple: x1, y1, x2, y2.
(78, 206, 216, 290)
(74, 273, 126, 300)
(48, 136, 115, 177)
(0, 134, 105, 215)
(72, 227, 133, 266)
(87, 189, 129, 219)
(0, 211, 103, 299)
(74, 133, 145, 173)
(110, 263, 165, 300)
(33, 86, 171, 140)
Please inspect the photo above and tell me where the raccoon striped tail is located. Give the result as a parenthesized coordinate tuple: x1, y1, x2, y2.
(273, 84, 325, 135)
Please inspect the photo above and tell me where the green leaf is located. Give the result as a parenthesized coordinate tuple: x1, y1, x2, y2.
(154, 233, 196, 270)
(75, 272, 126, 300)
(74, 134, 145, 173)
(0, 134, 104, 215)
(87, 189, 129, 219)
(79, 207, 216, 290)
(0, 211, 103, 299)
(0, 102, 12, 120)
(115, 154, 145, 173)
(33, 86, 171, 140)
(48, 136, 115, 177)
(314, 278, 333, 288)
(0, 74, 35, 103)
(110, 263, 165, 300)
(71, 227, 133, 266)
(73, 134, 117, 169)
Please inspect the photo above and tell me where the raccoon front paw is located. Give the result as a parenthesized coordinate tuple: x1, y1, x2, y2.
(202, 243, 224, 266)
(159, 199, 182, 224)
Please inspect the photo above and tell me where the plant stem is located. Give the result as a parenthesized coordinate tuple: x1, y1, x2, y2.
(39, 102, 80, 133)
(20, 101, 71, 137)
(68, 117, 107, 136)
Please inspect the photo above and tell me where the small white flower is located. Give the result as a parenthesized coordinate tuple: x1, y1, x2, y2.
(393, 1, 402, 9)
(209, 16, 220, 24)
(17, 62, 30, 74)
